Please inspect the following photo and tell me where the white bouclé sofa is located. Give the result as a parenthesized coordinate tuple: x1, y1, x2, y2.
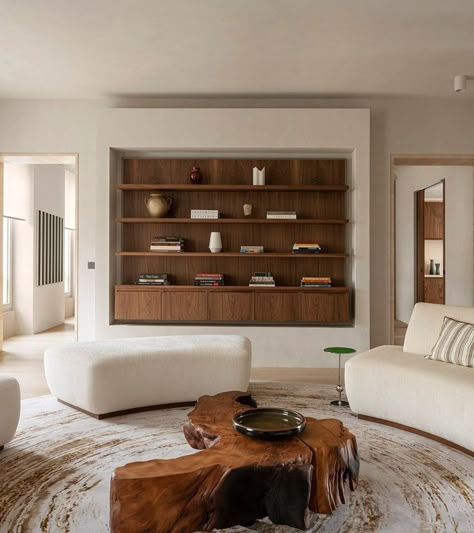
(345, 303, 474, 454)
(45, 335, 251, 418)
(0, 374, 21, 450)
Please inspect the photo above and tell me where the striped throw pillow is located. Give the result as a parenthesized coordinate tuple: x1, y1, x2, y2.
(426, 316, 474, 368)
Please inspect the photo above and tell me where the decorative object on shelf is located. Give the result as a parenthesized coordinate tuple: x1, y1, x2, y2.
(240, 245, 264, 254)
(429, 259, 436, 275)
(249, 271, 275, 287)
(324, 346, 356, 407)
(252, 167, 265, 185)
(243, 203, 252, 216)
(194, 273, 224, 286)
(435, 263, 441, 276)
(292, 242, 322, 254)
(232, 407, 306, 439)
(189, 166, 203, 184)
(267, 211, 297, 219)
(190, 209, 219, 219)
(144, 193, 173, 218)
(209, 232, 222, 253)
(150, 236, 184, 253)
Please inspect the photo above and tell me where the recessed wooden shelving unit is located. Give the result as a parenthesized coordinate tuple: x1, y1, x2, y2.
(113, 157, 352, 325)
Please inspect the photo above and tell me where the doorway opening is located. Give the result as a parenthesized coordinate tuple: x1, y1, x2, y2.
(0, 154, 78, 345)
(391, 155, 474, 345)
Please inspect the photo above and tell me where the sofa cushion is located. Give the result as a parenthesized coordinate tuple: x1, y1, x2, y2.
(427, 316, 474, 368)
(404, 302, 474, 355)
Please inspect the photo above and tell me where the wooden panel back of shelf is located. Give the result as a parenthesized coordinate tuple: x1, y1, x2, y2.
(122, 158, 346, 187)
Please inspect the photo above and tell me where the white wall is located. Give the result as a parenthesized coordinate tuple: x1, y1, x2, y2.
(97, 108, 370, 367)
(2, 98, 474, 352)
(7, 164, 34, 335)
(395, 166, 474, 323)
(32, 165, 65, 332)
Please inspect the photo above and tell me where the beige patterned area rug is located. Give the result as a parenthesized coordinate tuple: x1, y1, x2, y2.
(0, 382, 473, 533)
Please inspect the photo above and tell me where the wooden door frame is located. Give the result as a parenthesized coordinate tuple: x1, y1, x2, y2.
(390, 154, 474, 344)
(0, 153, 79, 342)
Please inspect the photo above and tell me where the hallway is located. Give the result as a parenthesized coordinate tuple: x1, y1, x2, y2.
(0, 320, 75, 399)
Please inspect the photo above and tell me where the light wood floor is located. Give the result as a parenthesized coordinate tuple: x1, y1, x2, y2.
(1, 324, 340, 399)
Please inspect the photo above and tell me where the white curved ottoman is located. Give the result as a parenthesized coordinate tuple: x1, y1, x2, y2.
(0, 374, 21, 450)
(44, 335, 251, 418)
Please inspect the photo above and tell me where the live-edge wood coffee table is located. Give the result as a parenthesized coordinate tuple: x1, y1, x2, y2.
(110, 391, 359, 533)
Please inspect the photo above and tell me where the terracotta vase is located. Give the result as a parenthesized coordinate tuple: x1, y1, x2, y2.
(190, 166, 203, 184)
(144, 193, 173, 217)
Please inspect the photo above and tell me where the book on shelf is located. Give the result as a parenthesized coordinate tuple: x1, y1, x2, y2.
(266, 211, 297, 219)
(194, 273, 224, 286)
(300, 276, 332, 288)
(136, 273, 170, 286)
(150, 236, 184, 252)
(240, 245, 264, 254)
(292, 242, 322, 254)
(190, 209, 220, 219)
(249, 271, 275, 287)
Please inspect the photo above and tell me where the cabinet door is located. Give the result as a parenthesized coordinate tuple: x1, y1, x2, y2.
(254, 292, 301, 322)
(162, 291, 208, 321)
(208, 292, 253, 321)
(301, 292, 349, 322)
(424, 278, 445, 304)
(115, 290, 162, 321)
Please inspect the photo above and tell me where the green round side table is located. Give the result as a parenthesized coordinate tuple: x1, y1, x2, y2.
(324, 347, 356, 407)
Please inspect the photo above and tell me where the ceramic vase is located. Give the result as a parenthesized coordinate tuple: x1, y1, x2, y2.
(144, 193, 173, 217)
(209, 232, 222, 253)
(190, 166, 203, 184)
(435, 263, 441, 276)
(429, 259, 435, 275)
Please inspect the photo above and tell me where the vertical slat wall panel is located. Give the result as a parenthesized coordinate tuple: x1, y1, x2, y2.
(37, 210, 64, 286)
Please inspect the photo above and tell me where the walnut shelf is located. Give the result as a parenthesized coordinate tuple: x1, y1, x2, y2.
(116, 217, 349, 225)
(113, 157, 352, 325)
(116, 251, 348, 258)
(117, 184, 349, 192)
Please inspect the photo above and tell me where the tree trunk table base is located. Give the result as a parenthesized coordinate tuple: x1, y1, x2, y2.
(110, 391, 359, 532)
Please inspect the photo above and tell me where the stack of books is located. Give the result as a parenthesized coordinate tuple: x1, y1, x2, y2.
(150, 236, 184, 252)
(136, 273, 170, 286)
(266, 211, 297, 219)
(292, 242, 322, 254)
(300, 276, 332, 288)
(191, 209, 220, 219)
(194, 273, 224, 286)
(240, 245, 264, 254)
(249, 271, 275, 287)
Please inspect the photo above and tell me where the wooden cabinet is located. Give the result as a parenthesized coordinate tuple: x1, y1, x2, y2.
(113, 287, 350, 324)
(424, 202, 444, 239)
(115, 289, 162, 321)
(113, 157, 352, 325)
(162, 291, 207, 321)
(208, 292, 253, 322)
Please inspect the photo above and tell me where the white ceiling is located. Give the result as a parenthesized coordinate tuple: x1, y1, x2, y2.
(1, 0, 474, 99)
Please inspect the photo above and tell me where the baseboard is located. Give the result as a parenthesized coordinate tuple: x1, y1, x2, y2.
(357, 414, 473, 457)
(58, 399, 196, 419)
